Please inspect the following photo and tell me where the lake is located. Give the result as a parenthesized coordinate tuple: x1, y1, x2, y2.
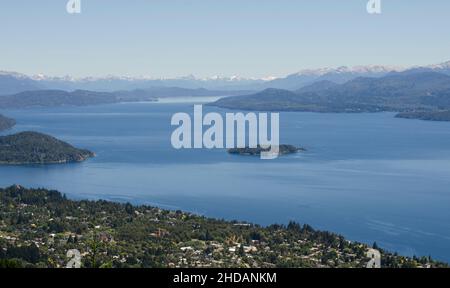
(1, 99, 450, 261)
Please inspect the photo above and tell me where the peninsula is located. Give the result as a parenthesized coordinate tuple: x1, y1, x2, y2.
(0, 131, 94, 165)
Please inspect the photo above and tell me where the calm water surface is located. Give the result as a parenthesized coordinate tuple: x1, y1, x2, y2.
(1, 99, 450, 261)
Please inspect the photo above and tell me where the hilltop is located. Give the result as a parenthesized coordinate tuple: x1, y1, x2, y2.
(0, 90, 156, 109)
(211, 71, 450, 120)
(0, 131, 94, 164)
(0, 88, 246, 109)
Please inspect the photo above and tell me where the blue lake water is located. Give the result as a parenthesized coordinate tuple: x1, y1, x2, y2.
(1, 100, 450, 261)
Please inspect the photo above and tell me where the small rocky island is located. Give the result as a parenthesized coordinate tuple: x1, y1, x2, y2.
(227, 144, 305, 156)
(0, 115, 15, 131)
(0, 131, 94, 165)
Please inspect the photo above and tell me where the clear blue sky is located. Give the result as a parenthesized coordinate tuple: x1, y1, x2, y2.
(1, 0, 450, 78)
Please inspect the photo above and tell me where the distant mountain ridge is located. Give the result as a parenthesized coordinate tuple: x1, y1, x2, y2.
(0, 90, 147, 109)
(0, 71, 44, 95)
(0, 88, 244, 109)
(211, 71, 450, 119)
(259, 65, 404, 91)
(2, 60, 450, 94)
(29, 75, 265, 92)
(0, 71, 265, 94)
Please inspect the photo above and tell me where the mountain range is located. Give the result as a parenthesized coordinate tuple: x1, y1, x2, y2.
(0, 88, 245, 109)
(3, 60, 450, 121)
(211, 70, 450, 120)
(28, 74, 265, 92)
(0, 71, 44, 95)
(2, 61, 450, 95)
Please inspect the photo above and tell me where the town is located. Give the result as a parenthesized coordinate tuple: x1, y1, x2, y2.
(1, 185, 446, 268)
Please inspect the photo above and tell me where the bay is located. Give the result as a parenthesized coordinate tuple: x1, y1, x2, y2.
(1, 99, 450, 261)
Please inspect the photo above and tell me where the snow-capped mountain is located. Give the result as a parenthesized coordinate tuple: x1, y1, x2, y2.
(424, 61, 450, 75)
(0, 71, 44, 95)
(292, 65, 404, 77)
(260, 65, 406, 90)
(1, 60, 449, 95)
(0, 71, 30, 79)
(29, 73, 264, 83)
(23, 73, 268, 92)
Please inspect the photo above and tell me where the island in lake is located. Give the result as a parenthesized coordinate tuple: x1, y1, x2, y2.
(0, 131, 94, 165)
(0, 115, 15, 131)
(228, 145, 305, 156)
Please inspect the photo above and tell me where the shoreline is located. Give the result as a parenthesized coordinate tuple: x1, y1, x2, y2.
(0, 154, 95, 166)
(0, 185, 447, 268)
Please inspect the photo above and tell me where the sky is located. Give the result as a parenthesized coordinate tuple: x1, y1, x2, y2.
(1, 0, 450, 78)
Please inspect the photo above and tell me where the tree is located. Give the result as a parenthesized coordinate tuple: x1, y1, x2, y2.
(125, 202, 134, 215)
(372, 242, 379, 250)
(0, 259, 24, 268)
(238, 245, 245, 257)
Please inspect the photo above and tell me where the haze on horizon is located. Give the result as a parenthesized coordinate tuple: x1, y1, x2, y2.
(1, 0, 450, 78)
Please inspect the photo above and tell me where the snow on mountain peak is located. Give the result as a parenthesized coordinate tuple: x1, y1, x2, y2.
(0, 71, 30, 79)
(427, 60, 450, 70)
(293, 65, 404, 77)
(3, 60, 449, 86)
